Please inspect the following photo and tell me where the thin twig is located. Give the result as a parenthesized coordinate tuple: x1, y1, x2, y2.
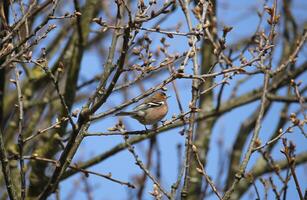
(24, 117, 69, 143)
(281, 139, 304, 200)
(14, 66, 26, 200)
(20, 155, 136, 189)
(31, 59, 77, 132)
(69, 165, 136, 189)
(252, 124, 295, 152)
(192, 145, 223, 200)
(122, 134, 171, 199)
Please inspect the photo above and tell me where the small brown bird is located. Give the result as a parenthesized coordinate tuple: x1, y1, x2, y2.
(115, 92, 169, 127)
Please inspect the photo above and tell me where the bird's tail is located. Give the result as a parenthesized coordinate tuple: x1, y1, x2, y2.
(115, 111, 134, 116)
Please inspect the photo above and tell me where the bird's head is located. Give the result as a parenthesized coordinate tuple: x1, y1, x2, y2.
(152, 92, 169, 101)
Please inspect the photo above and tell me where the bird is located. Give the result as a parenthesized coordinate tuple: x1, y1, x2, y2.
(115, 92, 169, 128)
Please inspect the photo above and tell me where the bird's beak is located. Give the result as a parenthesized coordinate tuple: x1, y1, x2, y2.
(167, 96, 171, 99)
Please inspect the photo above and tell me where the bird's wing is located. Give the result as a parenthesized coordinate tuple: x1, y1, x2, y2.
(133, 101, 164, 112)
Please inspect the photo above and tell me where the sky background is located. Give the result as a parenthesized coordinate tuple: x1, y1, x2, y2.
(39, 0, 307, 199)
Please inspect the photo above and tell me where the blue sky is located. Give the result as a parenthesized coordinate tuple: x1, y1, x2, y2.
(39, 1, 307, 199)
